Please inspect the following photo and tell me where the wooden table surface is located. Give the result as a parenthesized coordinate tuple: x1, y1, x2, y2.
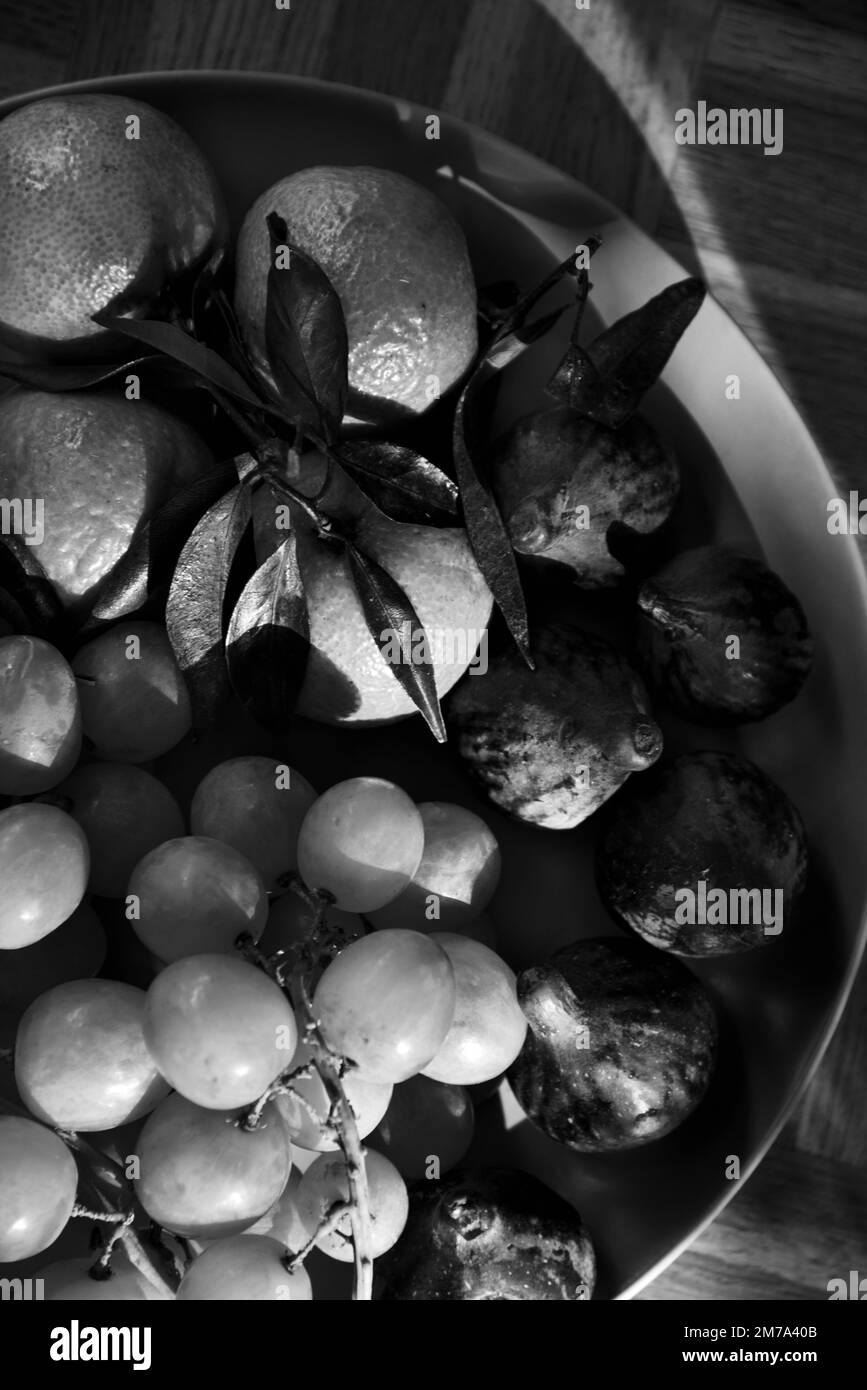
(1, 0, 865, 1300)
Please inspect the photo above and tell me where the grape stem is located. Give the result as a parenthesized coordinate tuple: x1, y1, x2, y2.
(57, 1129, 177, 1299)
(288, 963, 375, 1301)
(71, 1203, 129, 1223)
(239, 884, 376, 1301)
(239, 1060, 316, 1132)
(283, 1199, 352, 1271)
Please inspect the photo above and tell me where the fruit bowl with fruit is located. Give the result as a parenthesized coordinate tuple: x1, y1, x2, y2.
(0, 72, 866, 1302)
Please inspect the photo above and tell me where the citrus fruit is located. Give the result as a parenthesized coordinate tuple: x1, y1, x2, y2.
(0, 389, 215, 611)
(234, 165, 477, 425)
(0, 94, 226, 354)
(255, 454, 492, 725)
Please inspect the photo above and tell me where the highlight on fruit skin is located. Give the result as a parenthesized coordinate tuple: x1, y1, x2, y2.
(508, 938, 718, 1152)
(635, 544, 813, 725)
(0, 634, 81, 795)
(0, 93, 226, 355)
(489, 408, 680, 586)
(0, 389, 217, 612)
(374, 1167, 596, 1301)
(14, 978, 171, 1133)
(448, 619, 663, 829)
(595, 750, 809, 956)
(233, 164, 478, 425)
(0, 1115, 79, 1263)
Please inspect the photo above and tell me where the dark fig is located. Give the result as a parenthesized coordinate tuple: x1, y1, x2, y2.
(374, 1167, 595, 1300)
(595, 751, 809, 956)
(635, 545, 813, 724)
(508, 937, 717, 1152)
(488, 407, 679, 586)
(448, 620, 663, 829)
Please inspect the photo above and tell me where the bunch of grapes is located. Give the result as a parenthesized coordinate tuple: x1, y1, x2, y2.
(0, 630, 523, 1300)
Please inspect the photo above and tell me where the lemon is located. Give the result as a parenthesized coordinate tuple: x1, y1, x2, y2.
(253, 456, 492, 725)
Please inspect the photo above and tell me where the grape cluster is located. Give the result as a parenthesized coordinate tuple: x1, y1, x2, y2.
(0, 640, 520, 1299)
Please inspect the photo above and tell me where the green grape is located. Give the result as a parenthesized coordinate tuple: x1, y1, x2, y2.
(295, 1149, 408, 1263)
(0, 635, 81, 794)
(54, 761, 184, 898)
(144, 954, 297, 1110)
(0, 901, 105, 1014)
(273, 1040, 391, 1151)
(128, 835, 267, 961)
(135, 1093, 292, 1240)
(421, 934, 527, 1085)
(371, 1074, 474, 1179)
(297, 777, 424, 912)
(0, 1115, 78, 1261)
(0, 802, 89, 948)
(15, 978, 170, 1131)
(72, 620, 191, 762)
(190, 757, 317, 889)
(243, 1168, 309, 1251)
(176, 1234, 311, 1300)
(368, 802, 501, 933)
(313, 929, 456, 1084)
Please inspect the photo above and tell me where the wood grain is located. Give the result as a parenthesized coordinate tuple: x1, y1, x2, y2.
(0, 0, 864, 1299)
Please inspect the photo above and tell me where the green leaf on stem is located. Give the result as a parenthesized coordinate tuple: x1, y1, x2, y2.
(453, 299, 574, 667)
(0, 534, 67, 644)
(264, 213, 349, 443)
(165, 482, 253, 729)
(336, 440, 459, 527)
(91, 312, 272, 419)
(346, 543, 447, 742)
(581, 277, 706, 427)
(226, 529, 310, 730)
(0, 354, 197, 394)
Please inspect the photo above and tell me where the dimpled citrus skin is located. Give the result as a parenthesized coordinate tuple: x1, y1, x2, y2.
(0, 95, 226, 350)
(0, 389, 216, 610)
(234, 166, 477, 424)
